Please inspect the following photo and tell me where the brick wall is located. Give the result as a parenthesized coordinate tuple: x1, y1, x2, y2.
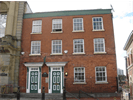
(19, 13, 117, 93)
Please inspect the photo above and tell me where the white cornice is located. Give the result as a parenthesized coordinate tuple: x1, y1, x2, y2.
(127, 64, 133, 70)
(124, 30, 133, 50)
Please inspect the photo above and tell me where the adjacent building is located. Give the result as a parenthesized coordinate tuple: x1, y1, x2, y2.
(124, 30, 133, 98)
(117, 68, 124, 75)
(0, 1, 32, 92)
(19, 9, 118, 93)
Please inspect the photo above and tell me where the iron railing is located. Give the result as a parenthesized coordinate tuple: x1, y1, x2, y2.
(64, 77, 118, 93)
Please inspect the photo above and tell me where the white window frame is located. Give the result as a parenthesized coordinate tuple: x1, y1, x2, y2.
(94, 38, 105, 53)
(73, 39, 84, 53)
(30, 41, 41, 54)
(95, 66, 107, 82)
(92, 17, 104, 30)
(74, 67, 85, 82)
(73, 18, 84, 31)
(52, 19, 62, 32)
(52, 40, 62, 54)
(32, 20, 42, 33)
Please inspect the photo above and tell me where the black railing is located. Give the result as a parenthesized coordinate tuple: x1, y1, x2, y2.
(63, 86, 66, 100)
(17, 86, 20, 100)
(63, 86, 79, 100)
(42, 86, 45, 100)
(79, 90, 98, 100)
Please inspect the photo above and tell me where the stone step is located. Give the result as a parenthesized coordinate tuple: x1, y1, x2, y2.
(0, 98, 63, 100)
(20, 93, 63, 99)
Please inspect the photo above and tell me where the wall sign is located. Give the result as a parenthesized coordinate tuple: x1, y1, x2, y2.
(0, 73, 7, 76)
(42, 72, 48, 77)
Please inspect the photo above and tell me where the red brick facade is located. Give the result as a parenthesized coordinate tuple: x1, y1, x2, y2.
(19, 12, 117, 93)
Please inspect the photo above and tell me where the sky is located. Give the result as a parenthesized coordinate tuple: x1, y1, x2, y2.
(27, 0, 133, 75)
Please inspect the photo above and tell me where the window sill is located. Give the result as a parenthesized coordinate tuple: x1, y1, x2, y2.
(29, 54, 41, 56)
(92, 29, 105, 31)
(73, 82, 86, 84)
(94, 52, 107, 54)
(51, 31, 63, 33)
(73, 53, 85, 55)
(72, 30, 84, 33)
(30, 32, 42, 34)
(95, 82, 108, 84)
(50, 53, 63, 56)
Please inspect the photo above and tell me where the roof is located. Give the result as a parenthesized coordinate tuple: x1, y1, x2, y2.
(23, 9, 112, 19)
(124, 30, 133, 50)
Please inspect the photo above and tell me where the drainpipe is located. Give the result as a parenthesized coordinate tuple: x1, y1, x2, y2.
(124, 56, 128, 80)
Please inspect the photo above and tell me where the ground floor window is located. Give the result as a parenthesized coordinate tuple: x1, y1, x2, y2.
(74, 67, 85, 82)
(95, 66, 107, 82)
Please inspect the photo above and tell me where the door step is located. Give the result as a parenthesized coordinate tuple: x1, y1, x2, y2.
(20, 93, 63, 99)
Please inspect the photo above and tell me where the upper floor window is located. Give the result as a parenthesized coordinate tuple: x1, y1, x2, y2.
(93, 17, 103, 30)
(31, 41, 41, 54)
(73, 39, 84, 53)
(74, 67, 85, 82)
(52, 19, 62, 32)
(95, 66, 107, 82)
(94, 38, 105, 52)
(32, 20, 42, 33)
(73, 18, 83, 31)
(0, 14, 7, 38)
(52, 40, 62, 54)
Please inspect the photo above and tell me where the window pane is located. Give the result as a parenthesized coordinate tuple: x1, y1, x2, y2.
(0, 14, 7, 37)
(32, 20, 42, 33)
(73, 18, 83, 31)
(93, 17, 103, 30)
(94, 38, 105, 52)
(74, 39, 84, 53)
(74, 67, 85, 82)
(31, 41, 40, 54)
(52, 40, 62, 54)
(95, 67, 106, 82)
(52, 19, 62, 31)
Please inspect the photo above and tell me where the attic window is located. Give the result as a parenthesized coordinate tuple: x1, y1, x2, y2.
(52, 19, 62, 32)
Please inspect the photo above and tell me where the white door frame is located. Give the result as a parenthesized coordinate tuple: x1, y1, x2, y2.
(24, 62, 43, 93)
(45, 62, 67, 93)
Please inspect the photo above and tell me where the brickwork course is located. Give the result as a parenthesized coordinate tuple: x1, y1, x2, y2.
(19, 9, 118, 94)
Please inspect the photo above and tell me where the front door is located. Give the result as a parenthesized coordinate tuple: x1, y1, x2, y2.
(52, 71, 61, 93)
(30, 71, 38, 93)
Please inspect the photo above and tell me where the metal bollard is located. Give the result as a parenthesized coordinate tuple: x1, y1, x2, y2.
(79, 90, 80, 99)
(17, 86, 20, 100)
(63, 86, 66, 100)
(42, 86, 45, 100)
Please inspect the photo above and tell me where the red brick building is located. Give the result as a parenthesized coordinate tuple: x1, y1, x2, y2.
(19, 9, 118, 94)
(124, 30, 133, 98)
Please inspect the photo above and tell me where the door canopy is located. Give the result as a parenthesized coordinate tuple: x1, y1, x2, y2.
(45, 62, 68, 67)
